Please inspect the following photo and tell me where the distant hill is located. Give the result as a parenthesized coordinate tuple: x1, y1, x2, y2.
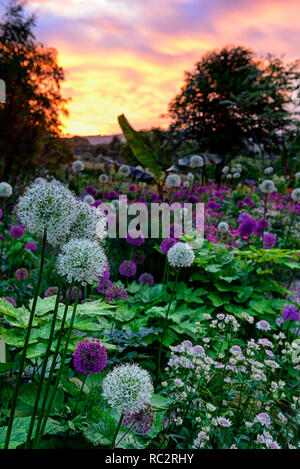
(64, 134, 126, 145)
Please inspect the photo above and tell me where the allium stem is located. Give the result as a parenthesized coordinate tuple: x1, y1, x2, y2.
(261, 195, 268, 246)
(156, 270, 180, 388)
(111, 413, 124, 448)
(73, 375, 87, 416)
(113, 421, 135, 448)
(34, 285, 80, 447)
(25, 278, 64, 448)
(32, 283, 74, 446)
(4, 229, 47, 449)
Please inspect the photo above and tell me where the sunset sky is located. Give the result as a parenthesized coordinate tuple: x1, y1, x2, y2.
(17, 0, 300, 136)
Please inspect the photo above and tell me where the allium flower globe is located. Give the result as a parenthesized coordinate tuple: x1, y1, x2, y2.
(99, 174, 109, 184)
(123, 403, 155, 434)
(190, 155, 204, 168)
(165, 174, 181, 188)
(281, 305, 299, 321)
(67, 201, 107, 242)
(83, 194, 95, 205)
(187, 172, 194, 181)
(119, 164, 131, 177)
(218, 221, 229, 233)
(73, 338, 107, 375)
(102, 363, 154, 414)
(222, 166, 229, 174)
(138, 273, 154, 286)
(259, 180, 276, 194)
(291, 188, 300, 202)
(264, 166, 274, 175)
(167, 242, 195, 268)
(56, 238, 107, 285)
(0, 182, 13, 198)
(17, 181, 77, 247)
(72, 160, 85, 173)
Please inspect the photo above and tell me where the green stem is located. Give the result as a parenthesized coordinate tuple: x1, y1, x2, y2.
(34, 285, 80, 448)
(32, 283, 74, 446)
(25, 278, 64, 448)
(73, 375, 87, 416)
(111, 413, 124, 448)
(156, 270, 180, 387)
(113, 421, 135, 448)
(4, 229, 47, 449)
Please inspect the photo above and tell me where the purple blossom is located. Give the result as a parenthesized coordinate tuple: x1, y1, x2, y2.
(15, 268, 28, 281)
(25, 242, 37, 251)
(123, 403, 155, 434)
(263, 233, 276, 247)
(86, 185, 97, 197)
(105, 284, 128, 303)
(160, 238, 178, 254)
(5, 296, 16, 307)
(44, 286, 60, 298)
(238, 217, 257, 237)
(119, 260, 136, 277)
(97, 278, 113, 295)
(66, 286, 83, 302)
(254, 218, 269, 236)
(282, 305, 300, 321)
(126, 233, 145, 246)
(10, 225, 25, 239)
(237, 212, 250, 224)
(132, 249, 145, 265)
(0, 208, 2, 219)
(73, 338, 107, 375)
(138, 273, 154, 286)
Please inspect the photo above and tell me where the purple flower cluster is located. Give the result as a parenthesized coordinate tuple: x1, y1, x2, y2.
(160, 238, 178, 254)
(138, 273, 154, 286)
(282, 305, 300, 322)
(25, 242, 37, 251)
(131, 249, 145, 265)
(119, 260, 136, 277)
(5, 296, 16, 307)
(15, 268, 28, 281)
(122, 403, 155, 434)
(10, 225, 25, 239)
(238, 216, 257, 237)
(263, 233, 276, 248)
(73, 338, 107, 375)
(105, 284, 128, 303)
(126, 233, 145, 246)
(66, 286, 83, 302)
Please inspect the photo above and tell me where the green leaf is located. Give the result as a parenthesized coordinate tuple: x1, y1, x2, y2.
(118, 114, 162, 180)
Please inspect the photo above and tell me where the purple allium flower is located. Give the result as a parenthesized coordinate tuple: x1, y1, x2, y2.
(97, 278, 113, 295)
(126, 233, 145, 246)
(150, 193, 159, 202)
(107, 190, 117, 199)
(5, 296, 16, 307)
(25, 242, 37, 251)
(138, 273, 154, 286)
(105, 284, 128, 303)
(123, 403, 155, 434)
(99, 263, 110, 280)
(263, 233, 276, 247)
(10, 225, 25, 239)
(15, 268, 28, 281)
(238, 217, 256, 237)
(86, 185, 97, 197)
(132, 249, 145, 265)
(207, 200, 221, 211)
(282, 305, 300, 321)
(254, 218, 269, 236)
(237, 212, 250, 224)
(44, 286, 59, 298)
(66, 286, 83, 302)
(73, 338, 107, 375)
(119, 260, 136, 277)
(160, 237, 178, 254)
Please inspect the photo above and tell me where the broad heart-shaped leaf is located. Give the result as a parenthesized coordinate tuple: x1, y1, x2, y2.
(15, 383, 64, 418)
(118, 114, 162, 180)
(77, 299, 115, 316)
(0, 326, 36, 347)
(83, 408, 119, 446)
(29, 296, 57, 316)
(0, 416, 62, 449)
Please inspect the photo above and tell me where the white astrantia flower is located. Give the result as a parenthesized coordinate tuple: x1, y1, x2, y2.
(264, 166, 274, 175)
(17, 181, 77, 246)
(165, 174, 181, 188)
(102, 363, 153, 414)
(218, 221, 229, 233)
(83, 194, 95, 205)
(72, 160, 85, 173)
(291, 188, 300, 202)
(167, 242, 195, 268)
(0, 182, 13, 198)
(187, 172, 194, 181)
(190, 154, 204, 168)
(98, 174, 109, 184)
(56, 238, 107, 285)
(66, 201, 107, 242)
(119, 164, 131, 176)
(222, 166, 229, 174)
(259, 179, 276, 194)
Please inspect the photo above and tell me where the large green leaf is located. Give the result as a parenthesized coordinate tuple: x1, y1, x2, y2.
(118, 114, 162, 179)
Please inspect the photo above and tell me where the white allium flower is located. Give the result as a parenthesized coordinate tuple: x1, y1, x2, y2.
(56, 238, 107, 285)
(99, 174, 109, 184)
(0, 182, 13, 198)
(34, 177, 46, 185)
(83, 194, 95, 205)
(233, 172, 241, 179)
(165, 173, 181, 188)
(72, 160, 85, 173)
(231, 166, 238, 173)
(236, 164, 242, 172)
(17, 181, 77, 247)
(190, 155, 204, 168)
(259, 180, 276, 194)
(187, 172, 194, 181)
(167, 242, 195, 268)
(218, 221, 229, 233)
(291, 188, 300, 202)
(67, 201, 107, 241)
(226, 174, 232, 179)
(183, 181, 190, 187)
(264, 166, 274, 175)
(119, 164, 131, 176)
(222, 166, 229, 174)
(102, 363, 153, 414)
(135, 165, 143, 171)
